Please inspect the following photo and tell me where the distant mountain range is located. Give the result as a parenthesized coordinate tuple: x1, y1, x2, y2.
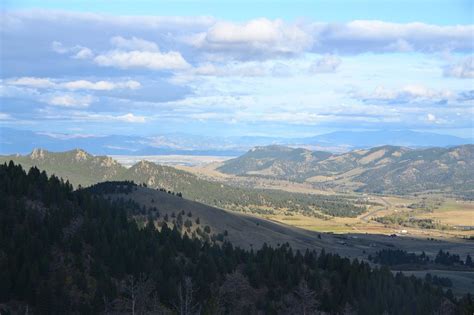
(218, 144, 474, 197)
(294, 130, 472, 149)
(1, 127, 471, 155)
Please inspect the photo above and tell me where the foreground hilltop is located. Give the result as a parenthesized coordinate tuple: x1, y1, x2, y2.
(217, 144, 474, 197)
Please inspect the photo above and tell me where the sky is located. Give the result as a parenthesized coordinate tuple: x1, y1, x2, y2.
(1, 0, 473, 138)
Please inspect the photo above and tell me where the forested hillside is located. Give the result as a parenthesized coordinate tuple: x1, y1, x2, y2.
(1, 161, 473, 314)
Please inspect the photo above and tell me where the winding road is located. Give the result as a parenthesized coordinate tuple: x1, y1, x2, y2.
(360, 196, 392, 223)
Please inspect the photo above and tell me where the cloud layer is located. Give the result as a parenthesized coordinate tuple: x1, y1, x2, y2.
(1, 9, 472, 137)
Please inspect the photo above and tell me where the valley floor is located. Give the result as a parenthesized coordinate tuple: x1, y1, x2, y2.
(178, 162, 474, 240)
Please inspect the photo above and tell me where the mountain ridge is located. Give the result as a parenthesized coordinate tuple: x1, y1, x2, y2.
(1, 127, 471, 155)
(218, 144, 474, 197)
(3, 144, 473, 198)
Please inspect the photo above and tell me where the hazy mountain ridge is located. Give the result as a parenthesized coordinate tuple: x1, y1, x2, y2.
(1, 127, 471, 155)
(218, 144, 474, 197)
(298, 130, 472, 148)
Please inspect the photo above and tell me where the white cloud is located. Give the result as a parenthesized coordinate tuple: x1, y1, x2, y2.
(72, 47, 94, 59)
(62, 80, 141, 90)
(0, 112, 13, 120)
(48, 94, 94, 107)
(443, 56, 474, 79)
(363, 85, 454, 103)
(310, 55, 341, 73)
(51, 41, 94, 59)
(187, 18, 312, 58)
(9, 12, 472, 60)
(116, 113, 146, 123)
(110, 36, 159, 51)
(94, 50, 189, 70)
(7, 77, 141, 91)
(7, 77, 55, 88)
(92, 36, 189, 70)
(311, 20, 473, 54)
(51, 41, 69, 54)
(191, 62, 267, 77)
(37, 132, 99, 139)
(427, 113, 437, 122)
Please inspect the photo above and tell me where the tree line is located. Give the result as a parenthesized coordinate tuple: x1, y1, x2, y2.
(369, 249, 474, 268)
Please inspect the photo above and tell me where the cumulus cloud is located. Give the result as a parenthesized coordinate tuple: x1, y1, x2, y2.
(311, 20, 473, 54)
(183, 19, 474, 58)
(72, 47, 94, 59)
(110, 36, 159, 51)
(5, 11, 472, 61)
(53, 37, 189, 71)
(7, 77, 141, 91)
(52, 41, 94, 59)
(443, 56, 474, 79)
(93, 36, 189, 70)
(47, 94, 94, 107)
(310, 55, 341, 73)
(186, 18, 312, 58)
(94, 50, 189, 70)
(62, 80, 141, 90)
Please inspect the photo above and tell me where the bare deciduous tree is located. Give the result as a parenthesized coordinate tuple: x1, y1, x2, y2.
(113, 274, 159, 315)
(294, 281, 318, 315)
(173, 277, 200, 315)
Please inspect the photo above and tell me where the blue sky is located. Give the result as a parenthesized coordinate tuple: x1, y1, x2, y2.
(1, 0, 473, 138)
(5, 0, 473, 24)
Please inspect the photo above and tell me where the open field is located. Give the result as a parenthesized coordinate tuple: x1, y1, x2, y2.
(109, 154, 235, 167)
(416, 200, 474, 226)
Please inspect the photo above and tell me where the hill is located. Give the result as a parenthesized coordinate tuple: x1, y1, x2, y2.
(217, 145, 332, 180)
(218, 144, 474, 197)
(0, 149, 372, 218)
(91, 182, 325, 250)
(0, 148, 126, 186)
(1, 162, 471, 314)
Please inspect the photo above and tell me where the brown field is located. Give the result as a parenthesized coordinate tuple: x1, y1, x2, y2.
(416, 200, 474, 226)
